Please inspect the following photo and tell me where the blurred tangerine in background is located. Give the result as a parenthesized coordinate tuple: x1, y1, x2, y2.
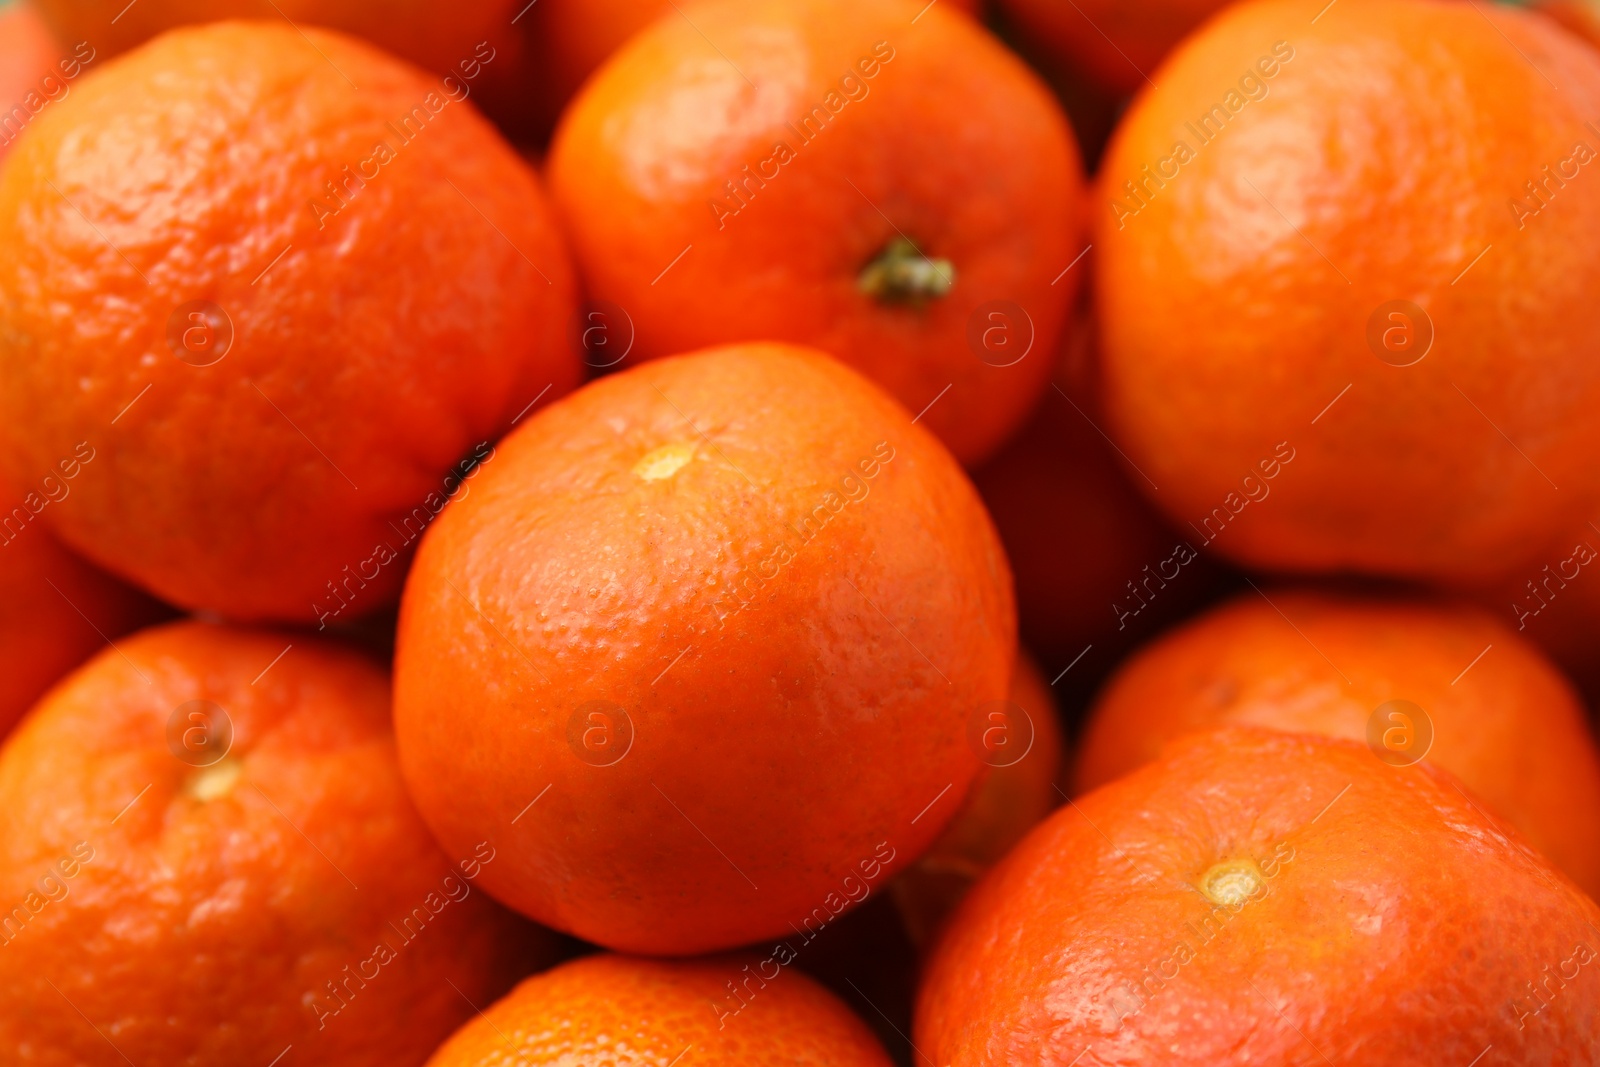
(0, 472, 166, 739)
(27, 0, 521, 78)
(1075, 589, 1600, 898)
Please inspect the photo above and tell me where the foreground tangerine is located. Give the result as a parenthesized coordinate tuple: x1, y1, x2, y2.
(0, 21, 578, 622)
(548, 0, 1085, 465)
(395, 343, 1015, 955)
(425, 953, 893, 1066)
(0, 621, 551, 1066)
(919, 728, 1600, 1064)
(1096, 0, 1600, 585)
(1075, 590, 1600, 898)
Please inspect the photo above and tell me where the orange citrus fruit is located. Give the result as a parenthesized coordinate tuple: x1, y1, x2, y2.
(0, 470, 164, 738)
(919, 727, 1600, 1064)
(972, 307, 1228, 682)
(997, 0, 1232, 94)
(891, 651, 1063, 947)
(1471, 521, 1600, 705)
(0, 620, 553, 1066)
(1096, 0, 1600, 585)
(394, 343, 1015, 955)
(1075, 589, 1600, 898)
(514, 0, 978, 138)
(425, 952, 893, 1066)
(0, 2, 64, 164)
(30, 0, 518, 77)
(547, 0, 1086, 465)
(0, 21, 579, 622)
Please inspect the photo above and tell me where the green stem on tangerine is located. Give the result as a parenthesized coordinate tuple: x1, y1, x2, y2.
(857, 237, 956, 305)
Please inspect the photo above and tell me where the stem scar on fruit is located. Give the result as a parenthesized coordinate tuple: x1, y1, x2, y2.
(634, 442, 697, 481)
(1198, 857, 1266, 906)
(858, 237, 956, 306)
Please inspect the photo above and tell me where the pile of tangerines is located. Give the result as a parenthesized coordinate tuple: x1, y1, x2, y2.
(3, 0, 1600, 1062)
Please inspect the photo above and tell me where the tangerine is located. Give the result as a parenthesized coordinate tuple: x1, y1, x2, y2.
(547, 0, 1085, 464)
(394, 343, 1015, 955)
(0, 473, 164, 738)
(424, 952, 893, 1067)
(0, 620, 552, 1066)
(972, 307, 1227, 685)
(0, 1, 62, 163)
(997, 0, 1231, 94)
(1096, 0, 1600, 585)
(919, 727, 1600, 1063)
(0, 22, 579, 622)
(30, 0, 519, 77)
(1075, 589, 1600, 898)
(891, 651, 1063, 948)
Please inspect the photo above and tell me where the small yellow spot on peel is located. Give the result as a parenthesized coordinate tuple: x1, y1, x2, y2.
(633, 442, 695, 481)
(1199, 857, 1266, 906)
(188, 758, 242, 801)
